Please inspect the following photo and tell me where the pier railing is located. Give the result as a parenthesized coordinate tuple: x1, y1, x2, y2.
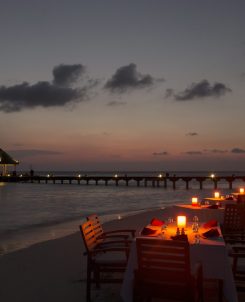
(0, 175, 245, 190)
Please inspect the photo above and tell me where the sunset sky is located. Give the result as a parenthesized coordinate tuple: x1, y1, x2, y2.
(1, 0, 245, 171)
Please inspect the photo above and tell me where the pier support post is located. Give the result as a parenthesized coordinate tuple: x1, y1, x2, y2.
(199, 181, 203, 190)
(105, 180, 108, 186)
(164, 178, 167, 188)
(173, 181, 176, 190)
(137, 180, 140, 187)
(229, 181, 233, 190)
(185, 181, 189, 190)
(213, 180, 218, 190)
(144, 179, 147, 187)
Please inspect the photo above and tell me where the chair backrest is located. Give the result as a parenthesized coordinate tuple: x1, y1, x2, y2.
(86, 214, 104, 240)
(223, 204, 243, 233)
(80, 220, 97, 253)
(136, 238, 191, 289)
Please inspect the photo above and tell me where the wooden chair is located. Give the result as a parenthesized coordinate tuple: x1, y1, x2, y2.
(80, 220, 130, 302)
(229, 246, 245, 292)
(133, 238, 203, 302)
(86, 213, 136, 243)
(222, 204, 245, 244)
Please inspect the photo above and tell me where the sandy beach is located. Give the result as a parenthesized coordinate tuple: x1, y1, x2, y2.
(0, 208, 167, 302)
(0, 207, 244, 302)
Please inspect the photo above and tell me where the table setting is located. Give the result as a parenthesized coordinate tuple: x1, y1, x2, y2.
(121, 213, 238, 302)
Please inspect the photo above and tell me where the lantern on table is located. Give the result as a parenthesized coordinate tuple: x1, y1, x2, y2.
(177, 215, 186, 235)
(192, 197, 198, 207)
(240, 188, 244, 194)
(214, 192, 220, 198)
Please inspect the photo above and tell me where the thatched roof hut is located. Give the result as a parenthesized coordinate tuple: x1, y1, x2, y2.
(0, 148, 19, 176)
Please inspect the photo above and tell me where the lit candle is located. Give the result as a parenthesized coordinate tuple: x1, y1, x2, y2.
(177, 216, 186, 229)
(240, 188, 244, 194)
(192, 197, 198, 206)
(214, 192, 220, 198)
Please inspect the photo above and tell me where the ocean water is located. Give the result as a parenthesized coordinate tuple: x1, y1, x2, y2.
(0, 171, 244, 255)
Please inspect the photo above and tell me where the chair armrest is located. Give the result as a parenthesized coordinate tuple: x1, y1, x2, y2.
(99, 234, 129, 240)
(103, 229, 136, 238)
(90, 245, 130, 259)
(97, 239, 132, 248)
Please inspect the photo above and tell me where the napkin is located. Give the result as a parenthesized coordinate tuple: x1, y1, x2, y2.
(150, 217, 165, 226)
(202, 228, 220, 238)
(207, 204, 219, 209)
(225, 196, 234, 200)
(171, 234, 188, 241)
(141, 227, 157, 236)
(203, 219, 217, 229)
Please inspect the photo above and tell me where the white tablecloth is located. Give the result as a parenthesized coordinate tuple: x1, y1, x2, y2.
(121, 224, 238, 302)
(173, 204, 225, 224)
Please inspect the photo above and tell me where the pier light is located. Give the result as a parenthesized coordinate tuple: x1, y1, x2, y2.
(78, 174, 81, 178)
(114, 174, 118, 178)
(177, 216, 186, 229)
(20, 174, 23, 177)
(47, 174, 50, 178)
(210, 174, 215, 178)
(214, 192, 220, 198)
(7, 173, 11, 177)
(117, 215, 122, 220)
(240, 188, 245, 194)
(192, 197, 198, 206)
(158, 173, 163, 178)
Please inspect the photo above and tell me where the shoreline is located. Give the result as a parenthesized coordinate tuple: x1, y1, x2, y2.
(0, 206, 164, 256)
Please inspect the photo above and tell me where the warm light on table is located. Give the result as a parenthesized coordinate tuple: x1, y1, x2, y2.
(177, 216, 186, 228)
(192, 197, 198, 206)
(240, 188, 244, 194)
(214, 192, 220, 198)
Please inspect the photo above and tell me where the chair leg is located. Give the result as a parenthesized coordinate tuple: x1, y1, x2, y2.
(86, 262, 91, 302)
(94, 265, 100, 289)
(218, 279, 223, 302)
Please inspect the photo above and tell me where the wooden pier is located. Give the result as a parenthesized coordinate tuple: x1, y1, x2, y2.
(0, 175, 245, 190)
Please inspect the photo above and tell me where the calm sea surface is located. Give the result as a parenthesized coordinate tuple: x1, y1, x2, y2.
(0, 171, 244, 255)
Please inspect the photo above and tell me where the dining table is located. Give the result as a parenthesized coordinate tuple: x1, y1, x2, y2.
(202, 197, 235, 206)
(173, 204, 225, 224)
(121, 222, 238, 302)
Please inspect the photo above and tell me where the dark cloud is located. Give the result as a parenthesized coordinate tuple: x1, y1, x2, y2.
(9, 149, 62, 158)
(185, 151, 203, 155)
(53, 64, 85, 87)
(0, 82, 83, 112)
(186, 132, 198, 136)
(0, 64, 96, 113)
(152, 151, 168, 156)
(231, 148, 245, 154)
(204, 149, 228, 154)
(107, 101, 127, 106)
(170, 80, 231, 101)
(104, 63, 163, 93)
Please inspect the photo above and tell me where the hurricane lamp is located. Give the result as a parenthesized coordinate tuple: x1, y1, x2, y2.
(214, 192, 220, 198)
(177, 216, 186, 229)
(192, 197, 198, 207)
